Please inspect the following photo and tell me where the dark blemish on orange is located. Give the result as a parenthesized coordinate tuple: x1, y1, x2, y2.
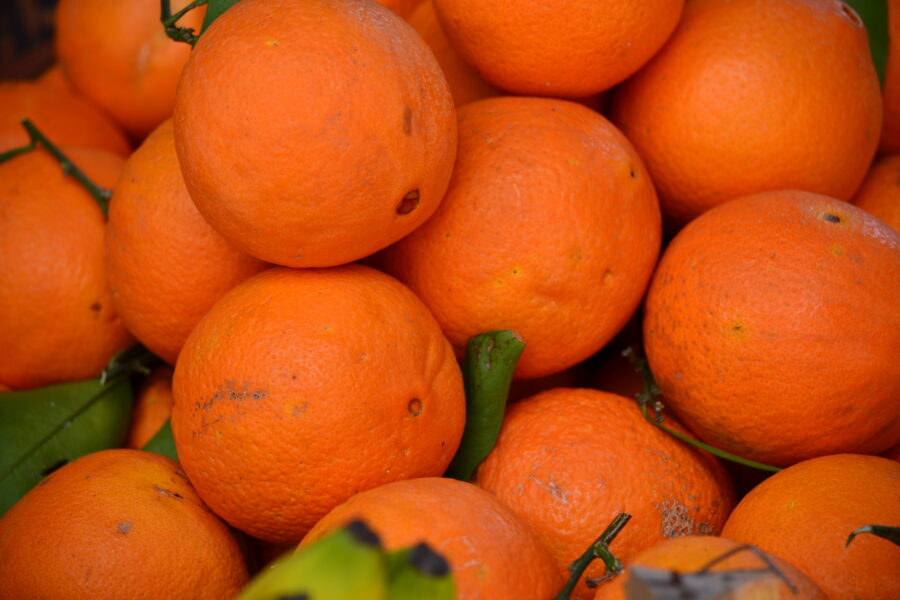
(821, 213, 841, 223)
(42, 459, 68, 476)
(408, 398, 423, 416)
(629, 168, 636, 178)
(89, 302, 102, 312)
(403, 106, 413, 135)
(174, 469, 189, 480)
(116, 522, 133, 535)
(154, 486, 184, 500)
(397, 189, 420, 215)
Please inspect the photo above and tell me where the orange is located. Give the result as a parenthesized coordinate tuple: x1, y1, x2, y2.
(173, 0, 457, 268)
(643, 190, 900, 466)
(172, 265, 465, 543)
(0, 449, 248, 599)
(881, 0, 900, 153)
(55, 0, 205, 140)
(851, 153, 900, 231)
(0, 80, 130, 157)
(611, 0, 882, 224)
(408, 1, 500, 106)
(127, 365, 175, 449)
(302, 477, 563, 600)
(0, 147, 133, 390)
(722, 454, 900, 600)
(374, 96, 661, 379)
(474, 388, 735, 600)
(432, 0, 683, 97)
(594, 535, 826, 600)
(106, 119, 267, 365)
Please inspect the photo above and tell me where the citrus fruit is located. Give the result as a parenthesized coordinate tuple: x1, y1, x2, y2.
(851, 153, 900, 231)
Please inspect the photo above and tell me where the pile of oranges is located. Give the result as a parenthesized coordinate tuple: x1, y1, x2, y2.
(1, 0, 898, 599)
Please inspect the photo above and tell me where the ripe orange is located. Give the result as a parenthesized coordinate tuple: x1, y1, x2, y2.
(432, 0, 683, 97)
(55, 0, 205, 140)
(106, 119, 267, 365)
(611, 0, 882, 224)
(0, 80, 130, 157)
(881, 0, 900, 153)
(643, 190, 900, 466)
(851, 154, 900, 231)
(474, 388, 735, 600)
(172, 265, 465, 543)
(0, 449, 248, 599)
(374, 96, 661, 379)
(722, 454, 900, 600)
(173, 0, 457, 268)
(593, 535, 827, 600)
(127, 365, 175, 449)
(0, 147, 133, 390)
(302, 477, 563, 600)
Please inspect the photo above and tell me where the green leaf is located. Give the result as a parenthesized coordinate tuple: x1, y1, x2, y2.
(846, 524, 900, 547)
(444, 330, 524, 481)
(844, 0, 889, 84)
(142, 419, 179, 462)
(201, 0, 243, 33)
(0, 377, 132, 516)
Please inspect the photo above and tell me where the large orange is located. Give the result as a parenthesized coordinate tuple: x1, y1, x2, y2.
(0, 147, 133, 390)
(611, 0, 882, 224)
(644, 190, 900, 466)
(594, 535, 826, 600)
(432, 0, 683, 97)
(851, 153, 900, 231)
(722, 454, 900, 600)
(374, 96, 661, 379)
(106, 119, 267, 365)
(0, 80, 130, 157)
(0, 449, 248, 599)
(302, 477, 563, 600)
(172, 265, 465, 543)
(55, 0, 205, 140)
(474, 388, 735, 600)
(173, 0, 457, 268)
(881, 0, 900, 153)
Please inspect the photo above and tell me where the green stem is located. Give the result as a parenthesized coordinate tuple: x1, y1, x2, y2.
(161, 0, 208, 46)
(100, 344, 160, 386)
(846, 525, 900, 548)
(553, 513, 631, 600)
(623, 346, 781, 473)
(0, 119, 112, 216)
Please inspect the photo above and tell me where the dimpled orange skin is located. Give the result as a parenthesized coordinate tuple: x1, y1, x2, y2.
(172, 265, 465, 543)
(127, 366, 175, 449)
(55, 0, 205, 140)
(173, 0, 457, 268)
(611, 0, 882, 224)
(302, 478, 563, 600)
(722, 454, 900, 600)
(594, 535, 827, 600)
(851, 154, 900, 231)
(432, 0, 683, 97)
(644, 191, 900, 466)
(0, 147, 133, 390)
(0, 449, 248, 599)
(0, 80, 130, 157)
(106, 120, 267, 365)
(474, 388, 735, 600)
(374, 96, 661, 379)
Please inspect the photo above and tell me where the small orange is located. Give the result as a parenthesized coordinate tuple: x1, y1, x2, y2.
(106, 119, 267, 365)
(643, 190, 900, 466)
(474, 388, 735, 600)
(432, 0, 684, 97)
(851, 153, 900, 231)
(611, 0, 882, 224)
(55, 0, 205, 140)
(722, 454, 900, 600)
(173, 0, 457, 267)
(0, 147, 133, 390)
(302, 477, 563, 600)
(0, 449, 248, 599)
(172, 265, 465, 543)
(0, 80, 130, 157)
(127, 365, 175, 449)
(374, 96, 661, 379)
(594, 535, 826, 600)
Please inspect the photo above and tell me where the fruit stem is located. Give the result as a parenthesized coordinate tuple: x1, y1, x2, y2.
(846, 524, 900, 548)
(623, 346, 781, 473)
(553, 512, 631, 599)
(0, 119, 112, 216)
(161, 0, 208, 46)
(100, 345, 160, 386)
